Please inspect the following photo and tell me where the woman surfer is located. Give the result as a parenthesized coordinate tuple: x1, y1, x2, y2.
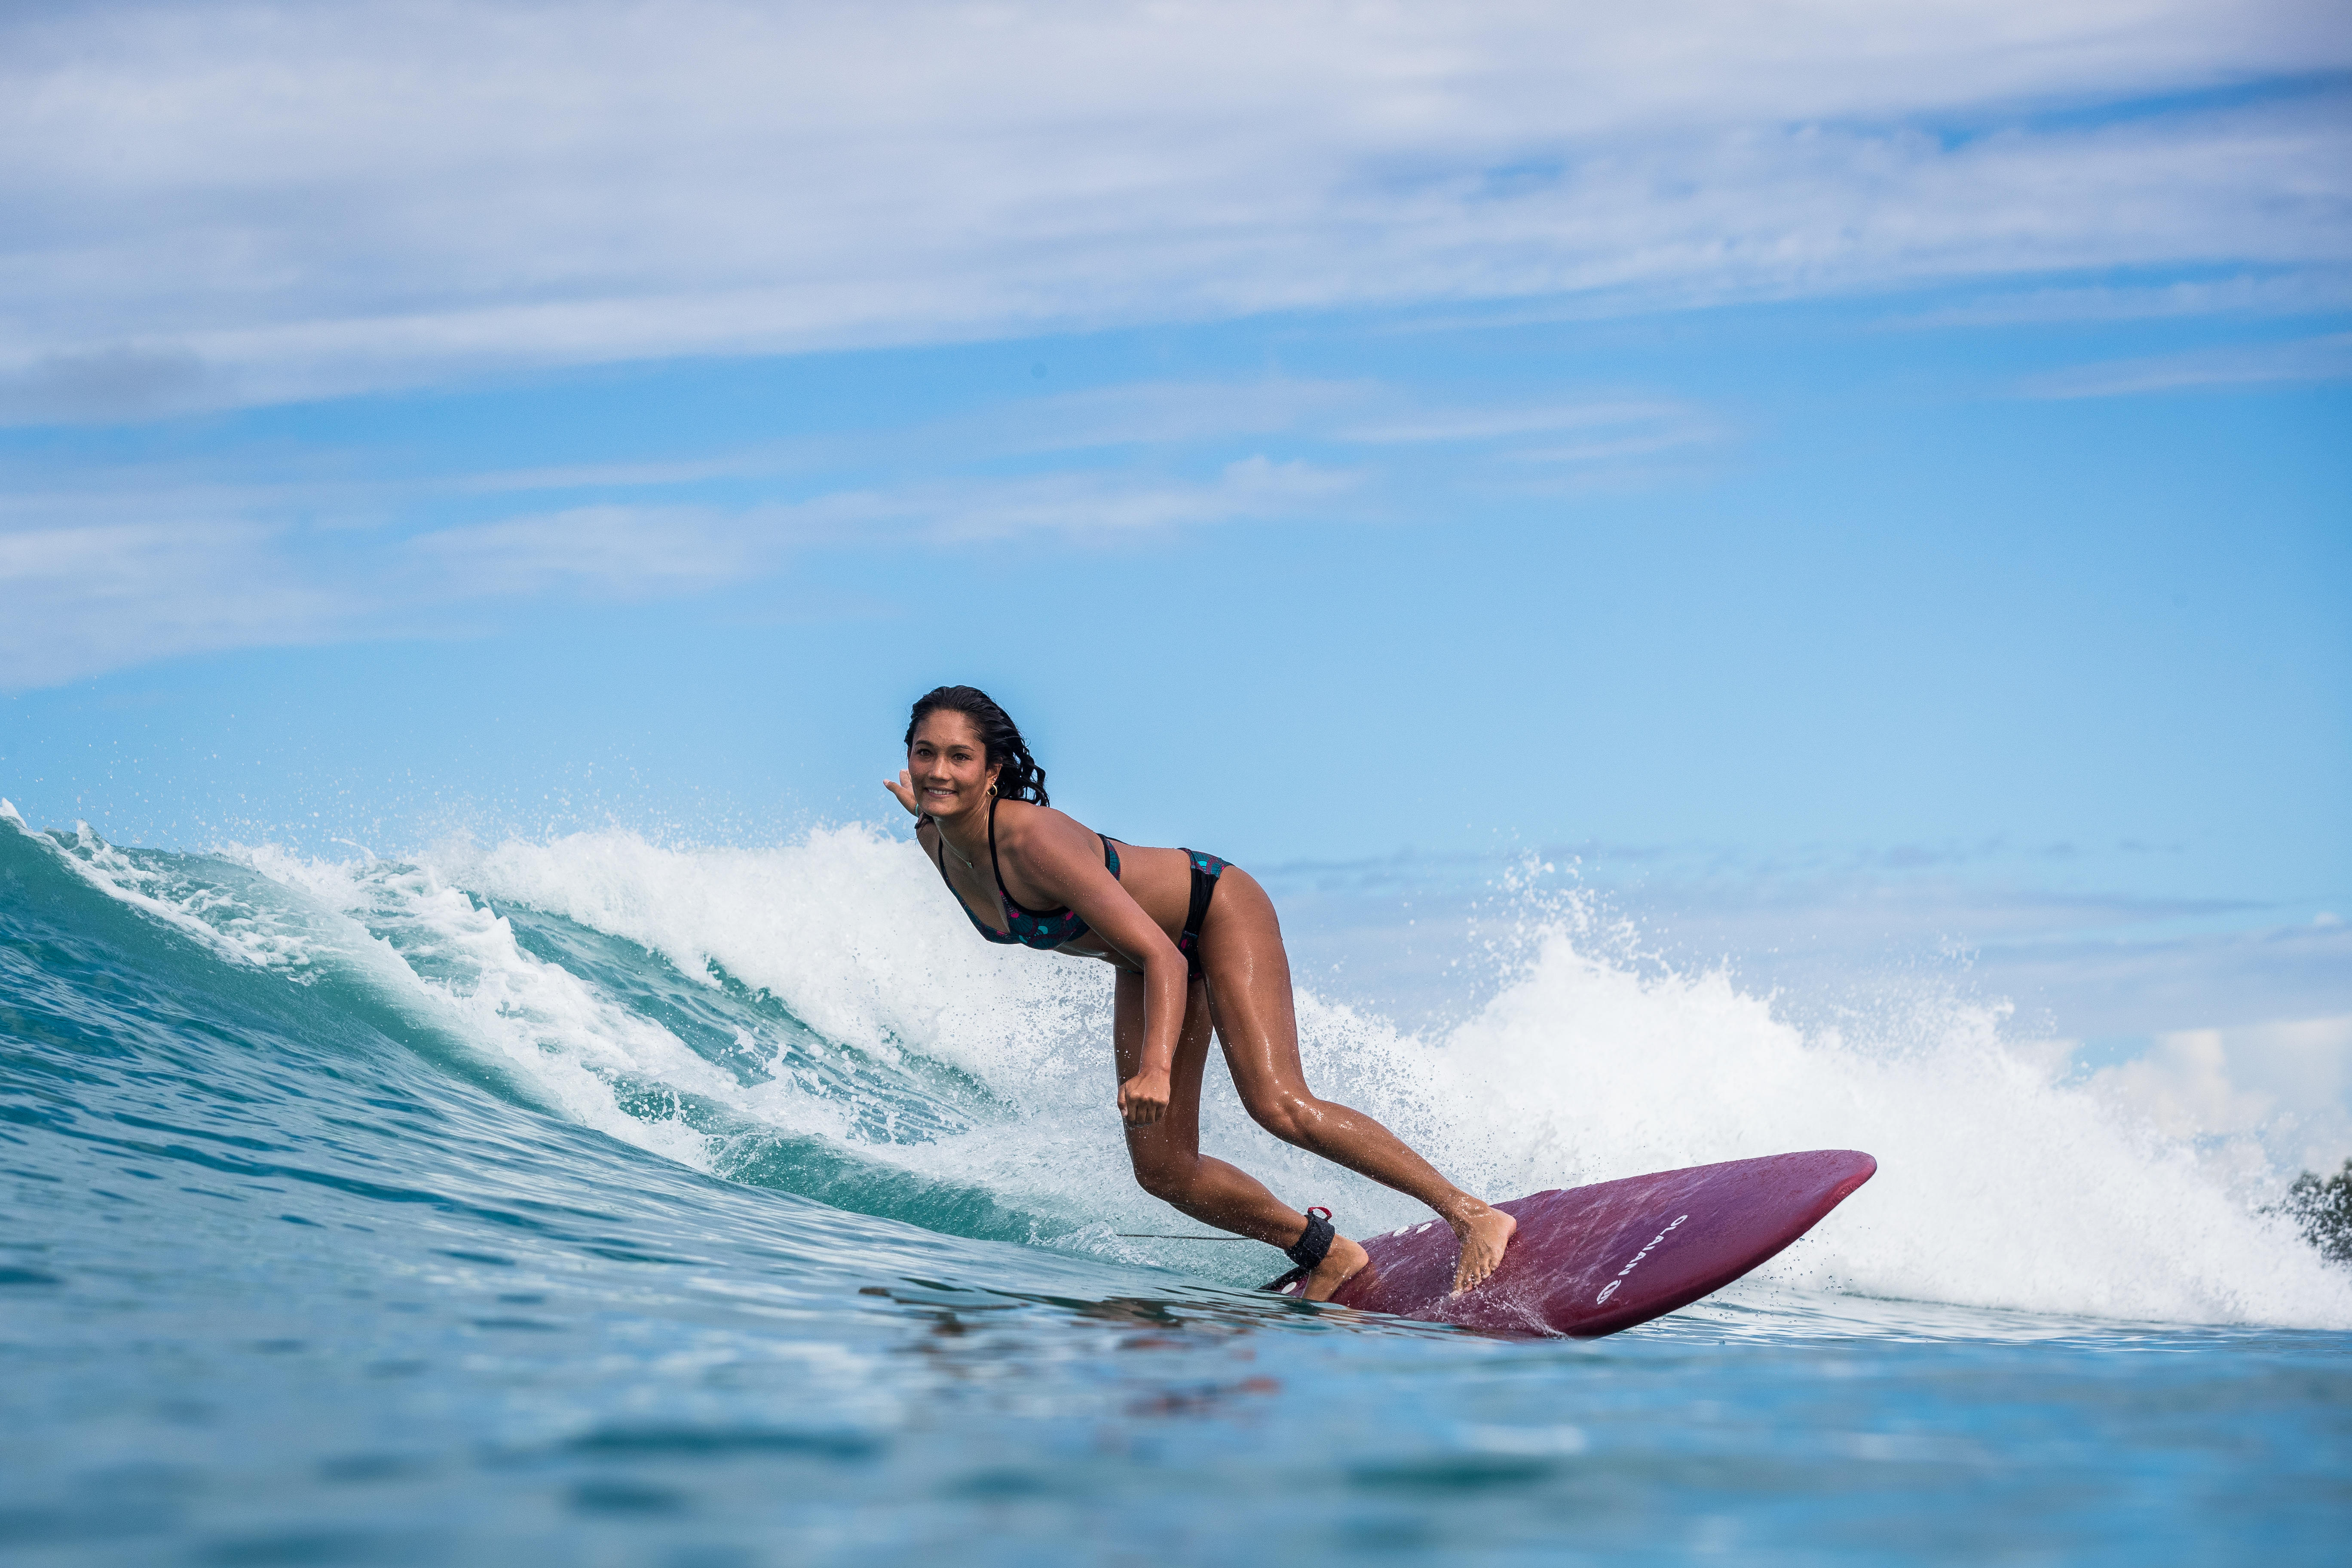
(885, 685, 1516, 1300)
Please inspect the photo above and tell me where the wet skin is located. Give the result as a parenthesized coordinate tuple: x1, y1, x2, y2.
(887, 711, 1515, 1298)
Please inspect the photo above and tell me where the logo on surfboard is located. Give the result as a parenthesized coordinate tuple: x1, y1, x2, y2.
(1594, 1214, 1690, 1304)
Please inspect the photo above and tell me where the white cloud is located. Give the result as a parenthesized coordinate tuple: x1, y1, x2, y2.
(411, 456, 1360, 581)
(9, 362, 1702, 687)
(1891, 267, 2352, 328)
(939, 378, 1381, 456)
(410, 504, 787, 599)
(847, 456, 1360, 543)
(2021, 331, 2352, 397)
(0, 521, 346, 686)
(1341, 400, 1694, 444)
(2090, 1014, 2352, 1170)
(2091, 1029, 2279, 1138)
(940, 380, 1715, 462)
(0, 1, 2344, 420)
(0, 454, 1361, 687)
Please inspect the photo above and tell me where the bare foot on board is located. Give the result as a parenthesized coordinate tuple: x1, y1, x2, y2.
(1300, 1234, 1369, 1302)
(1449, 1206, 1518, 1295)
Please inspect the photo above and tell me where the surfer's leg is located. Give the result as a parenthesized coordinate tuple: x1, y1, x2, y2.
(1198, 868, 1516, 1295)
(1115, 969, 1366, 1300)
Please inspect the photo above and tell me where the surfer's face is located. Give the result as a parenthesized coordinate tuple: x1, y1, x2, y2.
(907, 710, 999, 818)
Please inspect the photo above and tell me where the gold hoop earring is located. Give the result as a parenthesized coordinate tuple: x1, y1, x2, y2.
(986, 785, 997, 798)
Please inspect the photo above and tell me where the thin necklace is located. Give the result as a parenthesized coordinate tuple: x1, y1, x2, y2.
(940, 795, 991, 869)
(937, 818, 978, 870)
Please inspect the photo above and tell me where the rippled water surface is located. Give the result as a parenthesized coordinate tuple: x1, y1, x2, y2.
(4, 811, 2347, 1564)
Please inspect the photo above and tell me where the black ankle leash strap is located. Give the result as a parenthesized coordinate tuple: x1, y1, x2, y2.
(1262, 1207, 1334, 1294)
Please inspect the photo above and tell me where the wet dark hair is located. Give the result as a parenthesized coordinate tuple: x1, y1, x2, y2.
(904, 686, 1049, 806)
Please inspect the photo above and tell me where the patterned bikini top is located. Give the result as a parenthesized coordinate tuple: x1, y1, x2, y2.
(927, 797, 1121, 950)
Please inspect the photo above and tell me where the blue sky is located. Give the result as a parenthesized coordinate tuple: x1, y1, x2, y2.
(3, 2, 2349, 1157)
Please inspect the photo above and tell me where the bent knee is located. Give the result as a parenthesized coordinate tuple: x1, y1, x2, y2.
(1131, 1158, 1195, 1204)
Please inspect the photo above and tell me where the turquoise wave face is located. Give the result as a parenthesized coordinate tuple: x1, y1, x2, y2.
(4, 815, 2350, 1565)
(0, 818, 1089, 1256)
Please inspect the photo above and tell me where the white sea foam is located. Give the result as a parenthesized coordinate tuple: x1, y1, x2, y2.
(1406, 930, 2350, 1327)
(418, 824, 2352, 1329)
(23, 805, 2349, 1329)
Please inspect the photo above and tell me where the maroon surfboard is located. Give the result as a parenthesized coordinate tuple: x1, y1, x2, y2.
(1282, 1149, 1877, 1338)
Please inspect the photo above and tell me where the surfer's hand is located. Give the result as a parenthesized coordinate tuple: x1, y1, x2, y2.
(883, 770, 922, 818)
(1118, 1072, 1170, 1127)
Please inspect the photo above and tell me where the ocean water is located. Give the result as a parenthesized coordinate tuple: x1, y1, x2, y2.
(3, 803, 2347, 1566)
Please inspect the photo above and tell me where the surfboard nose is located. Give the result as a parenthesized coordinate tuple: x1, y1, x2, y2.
(1828, 1150, 1878, 1201)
